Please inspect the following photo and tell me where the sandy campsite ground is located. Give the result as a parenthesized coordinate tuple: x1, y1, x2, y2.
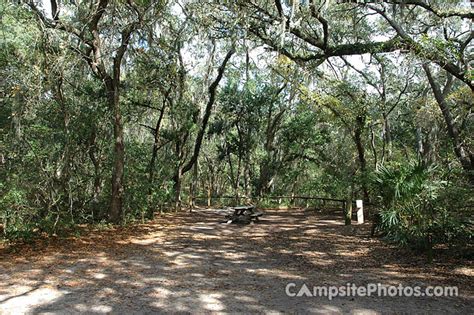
(0, 208, 472, 314)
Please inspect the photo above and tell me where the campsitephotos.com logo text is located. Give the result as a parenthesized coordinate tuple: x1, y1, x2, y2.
(286, 283, 459, 300)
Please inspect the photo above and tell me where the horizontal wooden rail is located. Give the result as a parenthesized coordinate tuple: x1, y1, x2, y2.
(192, 196, 236, 199)
(191, 195, 347, 213)
(192, 195, 345, 203)
(259, 196, 345, 202)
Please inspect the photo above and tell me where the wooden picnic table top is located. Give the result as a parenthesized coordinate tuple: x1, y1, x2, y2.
(231, 205, 255, 211)
(225, 205, 263, 223)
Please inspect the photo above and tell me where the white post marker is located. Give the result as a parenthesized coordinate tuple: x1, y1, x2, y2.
(356, 199, 364, 224)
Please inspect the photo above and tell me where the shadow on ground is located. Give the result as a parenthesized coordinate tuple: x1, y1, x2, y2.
(0, 208, 472, 314)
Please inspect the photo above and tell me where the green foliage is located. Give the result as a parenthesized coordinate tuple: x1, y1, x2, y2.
(0, 0, 471, 259)
(373, 161, 472, 251)
(0, 184, 37, 240)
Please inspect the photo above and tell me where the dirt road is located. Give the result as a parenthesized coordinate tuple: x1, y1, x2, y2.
(1, 208, 472, 314)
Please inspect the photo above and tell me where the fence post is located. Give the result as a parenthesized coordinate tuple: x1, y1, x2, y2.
(207, 187, 211, 207)
(344, 199, 352, 225)
(356, 200, 364, 224)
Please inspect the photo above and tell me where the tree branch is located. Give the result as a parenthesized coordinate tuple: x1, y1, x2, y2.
(388, 0, 474, 19)
(181, 47, 235, 175)
(274, 0, 283, 17)
(367, 4, 473, 90)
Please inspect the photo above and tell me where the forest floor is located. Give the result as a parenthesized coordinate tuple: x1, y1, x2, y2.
(0, 208, 472, 314)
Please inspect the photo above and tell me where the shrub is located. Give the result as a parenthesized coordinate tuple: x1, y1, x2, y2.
(373, 161, 472, 254)
(0, 186, 37, 240)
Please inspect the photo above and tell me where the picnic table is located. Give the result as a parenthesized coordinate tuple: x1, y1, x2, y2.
(225, 205, 263, 224)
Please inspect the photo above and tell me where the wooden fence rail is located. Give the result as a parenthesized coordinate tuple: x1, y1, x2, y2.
(191, 195, 347, 212)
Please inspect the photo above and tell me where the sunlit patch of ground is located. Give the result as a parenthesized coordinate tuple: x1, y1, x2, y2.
(1, 208, 472, 314)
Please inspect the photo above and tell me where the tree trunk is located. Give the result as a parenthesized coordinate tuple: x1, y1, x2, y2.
(354, 115, 370, 201)
(147, 102, 166, 195)
(173, 136, 185, 210)
(109, 85, 125, 223)
(345, 179, 354, 225)
(257, 158, 274, 196)
(181, 48, 235, 175)
(416, 127, 424, 157)
(370, 125, 378, 167)
(107, 24, 134, 222)
(345, 200, 352, 225)
(423, 64, 474, 184)
(383, 114, 392, 159)
(190, 160, 198, 209)
(88, 127, 102, 220)
(173, 168, 182, 210)
(257, 104, 286, 197)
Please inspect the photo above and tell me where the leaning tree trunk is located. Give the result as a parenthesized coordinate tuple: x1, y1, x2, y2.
(180, 47, 235, 176)
(147, 102, 166, 195)
(423, 64, 474, 184)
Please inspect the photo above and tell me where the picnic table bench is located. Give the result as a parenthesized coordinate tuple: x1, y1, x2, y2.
(225, 205, 263, 223)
